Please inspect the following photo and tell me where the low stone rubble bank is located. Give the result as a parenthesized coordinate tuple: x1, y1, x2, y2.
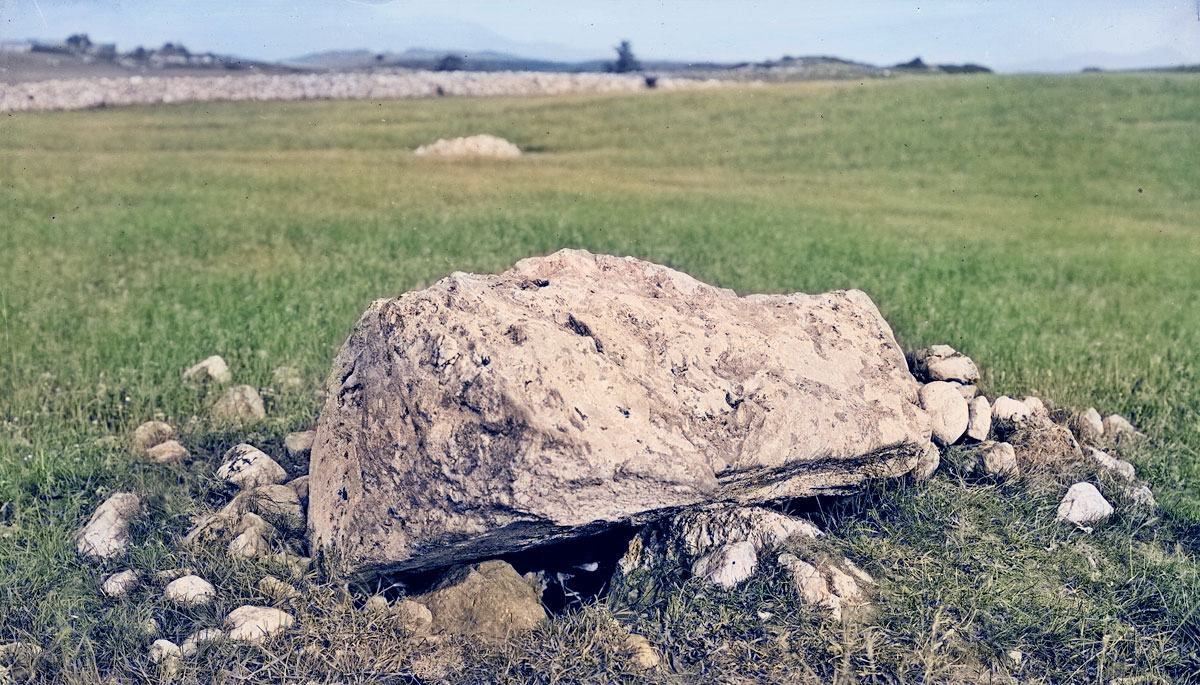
(0, 69, 724, 112)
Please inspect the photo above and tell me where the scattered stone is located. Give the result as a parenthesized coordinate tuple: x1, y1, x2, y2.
(131, 421, 174, 456)
(1103, 414, 1141, 440)
(211, 385, 266, 425)
(691, 541, 758, 588)
(286, 475, 310, 503)
(217, 444, 288, 489)
(249, 484, 304, 532)
(391, 599, 433, 637)
(910, 442, 941, 481)
(623, 633, 661, 670)
(1127, 485, 1157, 509)
(149, 638, 182, 665)
(183, 355, 232, 385)
(980, 441, 1018, 476)
(265, 553, 313, 577)
(362, 595, 390, 614)
(154, 568, 195, 582)
(76, 492, 141, 559)
(229, 531, 271, 558)
(100, 569, 139, 597)
(416, 560, 546, 641)
(224, 605, 295, 644)
(1087, 447, 1136, 481)
(991, 396, 1031, 423)
(414, 134, 522, 159)
(284, 431, 315, 458)
(965, 396, 991, 442)
(1057, 483, 1114, 526)
(1074, 408, 1105, 443)
(1023, 396, 1047, 416)
(777, 553, 839, 619)
(310, 250, 929, 573)
(272, 365, 305, 391)
(179, 629, 224, 657)
(911, 344, 980, 384)
(164, 575, 216, 606)
(258, 575, 300, 601)
(145, 439, 189, 464)
(951, 382, 979, 400)
(919, 381, 969, 445)
(236, 512, 277, 539)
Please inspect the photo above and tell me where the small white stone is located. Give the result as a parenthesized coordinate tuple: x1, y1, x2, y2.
(991, 396, 1031, 423)
(910, 442, 940, 480)
(76, 492, 141, 559)
(101, 569, 139, 597)
(912, 345, 980, 384)
(164, 575, 216, 606)
(179, 628, 224, 657)
(284, 431, 315, 458)
(211, 385, 266, 425)
(229, 530, 271, 558)
(1086, 447, 1136, 481)
(149, 639, 181, 663)
(1127, 485, 1157, 509)
(980, 441, 1019, 476)
(1102, 414, 1140, 439)
(965, 396, 991, 442)
(183, 355, 232, 384)
(224, 605, 295, 644)
(1022, 396, 1047, 415)
(131, 421, 174, 456)
(362, 595, 390, 614)
(691, 541, 757, 588)
(623, 633, 661, 670)
(217, 444, 288, 489)
(146, 440, 189, 464)
(258, 576, 300, 601)
(919, 381, 969, 446)
(1056, 483, 1114, 525)
(778, 553, 839, 620)
(391, 599, 433, 636)
(1074, 408, 1105, 442)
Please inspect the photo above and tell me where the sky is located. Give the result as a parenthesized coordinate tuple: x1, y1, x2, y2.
(2, 0, 1199, 73)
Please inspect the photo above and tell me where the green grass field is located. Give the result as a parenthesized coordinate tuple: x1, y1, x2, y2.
(2, 75, 1199, 682)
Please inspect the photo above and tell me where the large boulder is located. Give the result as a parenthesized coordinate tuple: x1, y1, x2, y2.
(309, 250, 930, 574)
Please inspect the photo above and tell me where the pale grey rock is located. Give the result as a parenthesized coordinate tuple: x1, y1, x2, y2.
(76, 492, 141, 559)
(101, 569, 139, 597)
(776, 553, 872, 621)
(236, 512, 277, 539)
(980, 441, 1018, 476)
(211, 385, 266, 425)
(362, 595, 390, 614)
(146, 439, 189, 464)
(286, 475, 310, 503)
(1074, 408, 1105, 443)
(992, 396, 1031, 423)
(154, 568, 194, 582)
(777, 553, 839, 619)
(229, 530, 271, 558)
(951, 383, 979, 400)
(1057, 483, 1114, 525)
(131, 421, 174, 456)
(272, 365, 304, 391)
(217, 444, 287, 489)
(149, 639, 181, 663)
(164, 575, 216, 606)
(179, 628, 224, 657)
(1022, 396, 1047, 416)
(1087, 447, 1136, 481)
(183, 355, 231, 385)
(284, 431, 315, 458)
(1103, 414, 1141, 440)
(415, 560, 546, 641)
(257, 575, 300, 601)
(1127, 484, 1157, 509)
(912, 345, 980, 384)
(966, 396, 991, 442)
(391, 599, 433, 636)
(623, 633, 661, 670)
(919, 381, 969, 445)
(910, 442, 941, 481)
(691, 540, 758, 588)
(224, 605, 295, 643)
(249, 484, 304, 532)
(310, 250, 929, 573)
